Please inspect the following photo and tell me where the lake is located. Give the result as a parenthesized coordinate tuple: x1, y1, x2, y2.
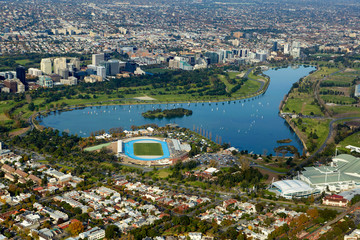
(39, 65, 316, 155)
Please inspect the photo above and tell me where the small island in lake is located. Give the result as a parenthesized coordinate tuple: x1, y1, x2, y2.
(142, 108, 193, 119)
(277, 138, 292, 143)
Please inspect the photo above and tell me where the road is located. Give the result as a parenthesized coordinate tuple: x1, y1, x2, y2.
(294, 116, 360, 171)
(244, 67, 269, 96)
(301, 201, 360, 239)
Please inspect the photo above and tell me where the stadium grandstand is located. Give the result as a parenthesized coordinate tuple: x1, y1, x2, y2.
(269, 180, 319, 199)
(299, 154, 360, 192)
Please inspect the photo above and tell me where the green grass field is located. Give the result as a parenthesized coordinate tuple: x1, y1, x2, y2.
(338, 132, 360, 148)
(321, 95, 357, 104)
(133, 142, 164, 156)
(84, 142, 111, 151)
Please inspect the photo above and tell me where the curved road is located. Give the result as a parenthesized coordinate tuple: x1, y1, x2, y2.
(244, 67, 268, 95)
(291, 116, 360, 173)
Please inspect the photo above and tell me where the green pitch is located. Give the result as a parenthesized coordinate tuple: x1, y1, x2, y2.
(133, 143, 164, 156)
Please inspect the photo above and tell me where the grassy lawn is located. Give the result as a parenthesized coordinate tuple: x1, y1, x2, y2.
(84, 142, 112, 151)
(156, 168, 172, 178)
(133, 143, 164, 156)
(0, 101, 17, 114)
(217, 74, 236, 90)
(330, 105, 360, 116)
(15, 59, 33, 65)
(338, 132, 360, 148)
(56, 164, 75, 170)
(235, 79, 262, 96)
(311, 67, 339, 78)
(256, 163, 288, 173)
(189, 181, 207, 188)
(298, 118, 331, 151)
(321, 95, 357, 104)
(284, 92, 323, 116)
(0, 113, 10, 121)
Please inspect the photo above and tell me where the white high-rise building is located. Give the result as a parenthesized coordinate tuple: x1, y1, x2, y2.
(70, 58, 81, 70)
(284, 44, 291, 54)
(28, 68, 42, 76)
(292, 41, 301, 49)
(97, 66, 106, 79)
(92, 53, 105, 66)
(40, 58, 52, 75)
(290, 48, 301, 58)
(53, 58, 67, 75)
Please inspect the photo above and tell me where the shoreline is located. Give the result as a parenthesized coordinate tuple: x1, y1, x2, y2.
(278, 67, 321, 156)
(32, 65, 314, 156)
(33, 69, 271, 131)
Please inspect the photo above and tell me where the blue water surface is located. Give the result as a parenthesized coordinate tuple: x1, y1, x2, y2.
(39, 65, 316, 155)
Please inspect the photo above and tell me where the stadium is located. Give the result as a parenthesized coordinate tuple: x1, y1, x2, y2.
(117, 137, 190, 165)
(269, 180, 320, 199)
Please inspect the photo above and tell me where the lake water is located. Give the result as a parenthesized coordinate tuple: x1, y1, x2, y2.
(39, 65, 316, 155)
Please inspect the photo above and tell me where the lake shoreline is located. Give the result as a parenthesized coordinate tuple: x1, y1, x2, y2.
(36, 66, 315, 155)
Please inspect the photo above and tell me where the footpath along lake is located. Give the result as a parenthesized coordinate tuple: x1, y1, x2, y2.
(39, 65, 316, 155)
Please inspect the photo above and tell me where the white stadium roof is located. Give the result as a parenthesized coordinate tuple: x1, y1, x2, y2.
(272, 180, 313, 195)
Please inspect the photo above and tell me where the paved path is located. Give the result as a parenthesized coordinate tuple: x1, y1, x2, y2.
(244, 67, 268, 95)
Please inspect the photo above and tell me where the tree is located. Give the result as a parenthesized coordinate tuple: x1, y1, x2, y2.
(106, 225, 119, 239)
(351, 194, 360, 205)
(69, 221, 84, 236)
(28, 102, 35, 111)
(306, 208, 319, 219)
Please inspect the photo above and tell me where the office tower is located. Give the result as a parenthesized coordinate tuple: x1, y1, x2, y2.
(218, 50, 225, 63)
(53, 57, 67, 75)
(284, 43, 291, 54)
(256, 52, 268, 62)
(92, 53, 105, 66)
(107, 60, 120, 75)
(290, 48, 301, 58)
(97, 66, 106, 79)
(59, 69, 69, 79)
(204, 52, 219, 64)
(70, 58, 81, 70)
(239, 49, 249, 58)
(16, 65, 26, 85)
(272, 41, 278, 52)
(292, 41, 301, 49)
(41, 58, 52, 75)
(225, 50, 233, 59)
(125, 61, 137, 73)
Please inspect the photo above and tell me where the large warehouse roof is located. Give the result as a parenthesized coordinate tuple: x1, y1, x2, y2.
(301, 154, 360, 186)
(272, 180, 313, 195)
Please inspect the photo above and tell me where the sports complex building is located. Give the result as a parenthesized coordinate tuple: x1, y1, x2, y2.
(117, 137, 190, 166)
(298, 154, 360, 192)
(269, 180, 320, 199)
(269, 154, 360, 198)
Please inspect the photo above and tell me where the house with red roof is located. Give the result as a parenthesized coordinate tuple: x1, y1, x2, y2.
(322, 194, 348, 207)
